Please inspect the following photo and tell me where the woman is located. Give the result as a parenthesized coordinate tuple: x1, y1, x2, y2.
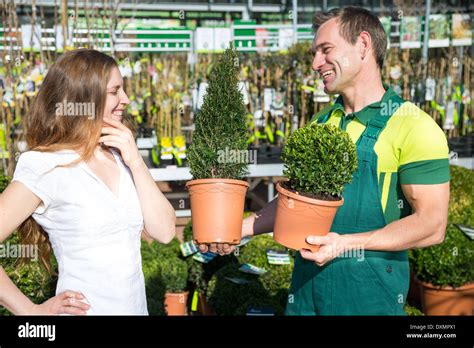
(0, 49, 176, 315)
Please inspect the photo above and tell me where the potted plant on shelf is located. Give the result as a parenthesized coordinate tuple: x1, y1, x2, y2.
(186, 45, 249, 245)
(409, 224, 474, 315)
(274, 122, 358, 251)
(161, 256, 189, 316)
(409, 165, 474, 315)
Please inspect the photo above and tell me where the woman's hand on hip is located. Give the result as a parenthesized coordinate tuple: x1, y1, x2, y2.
(30, 291, 90, 315)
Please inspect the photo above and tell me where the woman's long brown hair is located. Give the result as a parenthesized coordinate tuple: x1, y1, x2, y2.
(18, 49, 131, 274)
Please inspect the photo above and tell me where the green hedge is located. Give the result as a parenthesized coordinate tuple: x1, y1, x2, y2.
(207, 234, 294, 315)
(140, 241, 167, 315)
(207, 263, 280, 316)
(409, 165, 474, 288)
(140, 238, 185, 315)
(160, 256, 188, 293)
(409, 224, 474, 288)
(0, 175, 9, 192)
(182, 216, 295, 315)
(404, 303, 424, 316)
(182, 220, 206, 294)
(183, 218, 241, 296)
(448, 165, 474, 227)
(237, 234, 293, 299)
(0, 233, 57, 316)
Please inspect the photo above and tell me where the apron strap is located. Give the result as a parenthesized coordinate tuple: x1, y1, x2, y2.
(314, 95, 406, 152)
(357, 97, 406, 150)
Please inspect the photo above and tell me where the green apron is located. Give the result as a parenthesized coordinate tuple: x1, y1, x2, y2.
(285, 102, 409, 315)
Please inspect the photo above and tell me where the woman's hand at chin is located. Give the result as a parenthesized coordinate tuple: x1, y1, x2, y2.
(99, 117, 143, 169)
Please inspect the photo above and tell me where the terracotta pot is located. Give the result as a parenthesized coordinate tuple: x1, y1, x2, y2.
(416, 278, 474, 316)
(186, 178, 249, 245)
(273, 182, 343, 252)
(164, 291, 189, 316)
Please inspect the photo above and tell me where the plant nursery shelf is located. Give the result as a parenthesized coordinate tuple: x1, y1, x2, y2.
(150, 163, 284, 182)
(150, 163, 284, 203)
(148, 158, 471, 182)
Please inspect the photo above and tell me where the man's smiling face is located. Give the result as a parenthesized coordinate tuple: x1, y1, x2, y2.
(311, 17, 364, 95)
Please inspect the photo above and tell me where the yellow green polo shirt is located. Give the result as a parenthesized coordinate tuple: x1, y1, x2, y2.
(311, 86, 450, 224)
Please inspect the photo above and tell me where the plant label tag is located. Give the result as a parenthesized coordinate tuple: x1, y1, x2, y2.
(224, 277, 252, 285)
(454, 224, 474, 240)
(314, 79, 330, 102)
(264, 88, 273, 111)
(443, 101, 455, 130)
(425, 77, 436, 101)
(266, 249, 291, 265)
(237, 236, 252, 247)
(180, 241, 198, 257)
(191, 289, 199, 312)
(192, 251, 217, 263)
(239, 263, 267, 275)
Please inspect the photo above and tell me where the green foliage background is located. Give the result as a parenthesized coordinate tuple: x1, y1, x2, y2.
(409, 166, 474, 288)
(0, 175, 57, 316)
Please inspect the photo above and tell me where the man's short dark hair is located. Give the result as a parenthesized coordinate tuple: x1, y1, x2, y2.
(313, 6, 388, 69)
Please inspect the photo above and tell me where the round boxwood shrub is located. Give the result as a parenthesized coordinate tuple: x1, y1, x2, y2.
(160, 256, 188, 293)
(281, 122, 358, 199)
(409, 224, 474, 288)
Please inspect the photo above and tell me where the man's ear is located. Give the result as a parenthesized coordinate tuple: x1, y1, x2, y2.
(358, 31, 372, 61)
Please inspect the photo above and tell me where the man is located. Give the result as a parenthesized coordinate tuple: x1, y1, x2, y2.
(200, 6, 450, 315)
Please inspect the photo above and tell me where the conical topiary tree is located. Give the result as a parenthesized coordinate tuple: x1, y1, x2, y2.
(187, 45, 248, 179)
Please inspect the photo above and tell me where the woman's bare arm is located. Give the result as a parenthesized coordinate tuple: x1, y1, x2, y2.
(0, 182, 42, 314)
(0, 182, 89, 315)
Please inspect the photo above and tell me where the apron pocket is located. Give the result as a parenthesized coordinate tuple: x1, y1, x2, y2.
(331, 257, 396, 315)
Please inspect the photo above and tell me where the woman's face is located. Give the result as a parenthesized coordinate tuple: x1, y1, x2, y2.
(104, 66, 129, 123)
